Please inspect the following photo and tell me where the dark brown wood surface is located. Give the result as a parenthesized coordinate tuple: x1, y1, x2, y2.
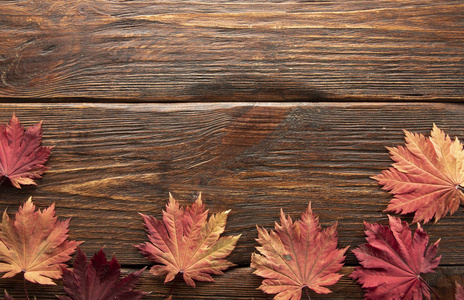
(0, 103, 463, 299)
(1, 0, 464, 101)
(2, 0, 464, 298)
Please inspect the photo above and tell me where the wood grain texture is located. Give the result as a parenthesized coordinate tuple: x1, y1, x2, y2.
(0, 102, 464, 298)
(2, 266, 463, 299)
(1, 1, 463, 101)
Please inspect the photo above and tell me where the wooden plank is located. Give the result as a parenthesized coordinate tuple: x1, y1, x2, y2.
(0, 102, 464, 298)
(1, 1, 463, 101)
(0, 102, 463, 264)
(2, 266, 463, 299)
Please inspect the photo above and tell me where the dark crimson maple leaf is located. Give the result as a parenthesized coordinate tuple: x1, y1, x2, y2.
(350, 215, 441, 300)
(59, 248, 147, 300)
(0, 114, 53, 188)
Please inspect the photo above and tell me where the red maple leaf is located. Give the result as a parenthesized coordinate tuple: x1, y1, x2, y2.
(350, 215, 441, 300)
(59, 248, 147, 300)
(373, 124, 464, 223)
(0, 197, 80, 285)
(250, 203, 348, 300)
(456, 282, 464, 300)
(136, 193, 240, 287)
(0, 114, 53, 188)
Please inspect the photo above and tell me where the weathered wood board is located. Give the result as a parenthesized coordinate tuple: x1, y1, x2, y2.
(0, 103, 463, 299)
(1, 0, 463, 101)
(2, 0, 464, 298)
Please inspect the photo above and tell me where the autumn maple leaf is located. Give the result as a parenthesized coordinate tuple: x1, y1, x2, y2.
(0, 197, 80, 285)
(4, 291, 13, 300)
(59, 248, 147, 300)
(136, 193, 240, 287)
(250, 203, 348, 300)
(373, 124, 464, 223)
(456, 282, 464, 300)
(350, 215, 441, 300)
(0, 114, 53, 188)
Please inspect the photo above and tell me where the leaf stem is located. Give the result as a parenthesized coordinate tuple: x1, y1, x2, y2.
(304, 287, 311, 300)
(420, 276, 441, 300)
(165, 277, 178, 299)
(23, 276, 30, 300)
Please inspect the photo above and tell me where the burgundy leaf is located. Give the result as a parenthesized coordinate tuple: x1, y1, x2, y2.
(59, 248, 147, 300)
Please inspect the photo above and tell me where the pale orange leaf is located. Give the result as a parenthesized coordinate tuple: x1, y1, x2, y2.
(374, 124, 464, 223)
(0, 197, 81, 285)
(251, 203, 348, 300)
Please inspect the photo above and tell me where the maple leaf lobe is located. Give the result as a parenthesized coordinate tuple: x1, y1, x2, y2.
(373, 125, 464, 223)
(59, 248, 147, 300)
(350, 215, 441, 300)
(456, 282, 464, 300)
(136, 193, 240, 287)
(0, 197, 80, 285)
(0, 114, 53, 188)
(251, 203, 348, 300)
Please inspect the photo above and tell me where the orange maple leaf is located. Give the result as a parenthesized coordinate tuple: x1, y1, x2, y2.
(250, 203, 348, 300)
(136, 193, 240, 287)
(0, 197, 81, 285)
(373, 124, 464, 223)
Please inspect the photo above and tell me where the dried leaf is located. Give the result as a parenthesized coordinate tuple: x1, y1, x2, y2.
(136, 193, 240, 287)
(59, 248, 147, 300)
(3, 291, 13, 300)
(0, 114, 53, 188)
(0, 197, 80, 285)
(373, 124, 464, 223)
(350, 215, 441, 300)
(456, 282, 464, 300)
(250, 203, 348, 300)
